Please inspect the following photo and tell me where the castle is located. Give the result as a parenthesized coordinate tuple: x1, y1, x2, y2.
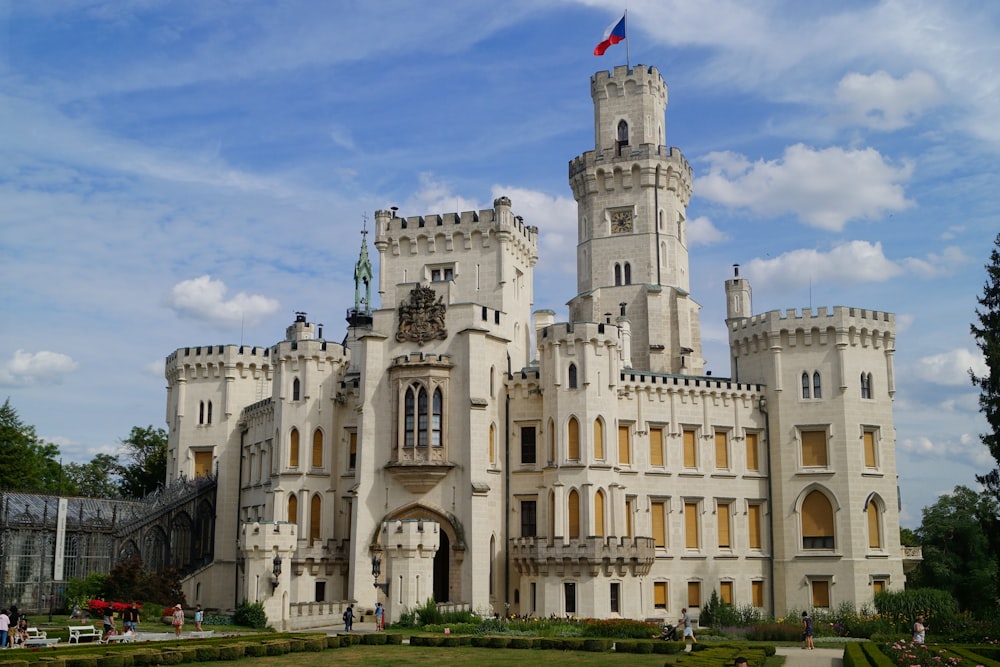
(164, 65, 915, 628)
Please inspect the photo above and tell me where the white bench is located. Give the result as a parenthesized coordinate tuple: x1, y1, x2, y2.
(22, 628, 59, 648)
(68, 625, 101, 643)
(104, 632, 137, 644)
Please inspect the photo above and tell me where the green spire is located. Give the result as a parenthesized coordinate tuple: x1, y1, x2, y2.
(353, 224, 373, 315)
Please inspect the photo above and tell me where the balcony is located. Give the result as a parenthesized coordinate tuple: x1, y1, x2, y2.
(902, 546, 923, 573)
(510, 535, 656, 578)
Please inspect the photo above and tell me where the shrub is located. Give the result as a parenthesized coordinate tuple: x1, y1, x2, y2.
(509, 637, 533, 649)
(233, 600, 268, 629)
(874, 588, 959, 633)
(243, 643, 266, 657)
(579, 618, 660, 639)
(218, 645, 245, 660)
(193, 647, 219, 661)
(582, 638, 610, 652)
(385, 634, 404, 645)
(66, 658, 99, 667)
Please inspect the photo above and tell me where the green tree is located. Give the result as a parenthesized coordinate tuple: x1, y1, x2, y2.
(116, 425, 167, 498)
(0, 398, 68, 492)
(914, 485, 998, 616)
(972, 233, 1000, 496)
(63, 453, 121, 498)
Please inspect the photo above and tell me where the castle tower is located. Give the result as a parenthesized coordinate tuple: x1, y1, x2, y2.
(568, 65, 702, 374)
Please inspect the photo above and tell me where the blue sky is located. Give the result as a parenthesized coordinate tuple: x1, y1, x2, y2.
(1, 0, 998, 527)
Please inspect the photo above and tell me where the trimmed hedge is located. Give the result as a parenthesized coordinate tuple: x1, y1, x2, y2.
(95, 657, 125, 667)
(950, 647, 1000, 667)
(217, 645, 244, 660)
(65, 658, 99, 667)
(860, 642, 896, 666)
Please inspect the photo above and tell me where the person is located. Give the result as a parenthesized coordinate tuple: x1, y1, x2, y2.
(172, 604, 184, 637)
(734, 658, 749, 667)
(194, 605, 203, 631)
(374, 602, 383, 631)
(14, 617, 28, 647)
(122, 602, 140, 634)
(659, 623, 678, 641)
(342, 604, 354, 632)
(0, 609, 10, 649)
(102, 607, 115, 641)
(802, 610, 814, 650)
(913, 615, 927, 643)
(679, 607, 696, 645)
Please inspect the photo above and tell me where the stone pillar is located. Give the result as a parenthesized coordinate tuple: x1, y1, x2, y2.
(240, 521, 298, 631)
(380, 519, 440, 625)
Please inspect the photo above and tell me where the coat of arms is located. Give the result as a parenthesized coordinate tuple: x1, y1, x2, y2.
(396, 286, 447, 344)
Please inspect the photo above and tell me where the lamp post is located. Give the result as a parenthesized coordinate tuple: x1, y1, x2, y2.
(271, 553, 282, 593)
(371, 552, 388, 596)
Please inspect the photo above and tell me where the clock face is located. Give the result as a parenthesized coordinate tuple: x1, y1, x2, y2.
(611, 210, 633, 234)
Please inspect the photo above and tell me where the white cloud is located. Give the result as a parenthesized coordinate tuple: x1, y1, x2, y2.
(688, 216, 728, 245)
(744, 240, 903, 292)
(912, 348, 986, 386)
(166, 276, 280, 329)
(898, 432, 994, 469)
(836, 70, 942, 131)
(0, 350, 79, 386)
(696, 144, 914, 231)
(403, 173, 482, 217)
(900, 246, 969, 278)
(493, 185, 578, 284)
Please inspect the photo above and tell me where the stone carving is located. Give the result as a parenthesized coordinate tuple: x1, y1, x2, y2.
(396, 286, 447, 344)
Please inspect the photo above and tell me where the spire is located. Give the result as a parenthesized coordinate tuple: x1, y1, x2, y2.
(348, 216, 374, 329)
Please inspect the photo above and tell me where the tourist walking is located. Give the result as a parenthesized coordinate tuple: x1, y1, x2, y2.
(194, 605, 204, 631)
(342, 604, 354, 632)
(172, 604, 185, 637)
(122, 602, 140, 633)
(802, 611, 815, 649)
(679, 608, 696, 645)
(375, 602, 383, 630)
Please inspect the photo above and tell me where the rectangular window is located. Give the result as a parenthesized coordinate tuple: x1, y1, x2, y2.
(521, 426, 537, 465)
(751, 581, 764, 607)
(811, 580, 830, 608)
(714, 431, 729, 469)
(720, 581, 733, 605)
(520, 500, 537, 537)
(687, 581, 702, 607)
(610, 583, 621, 613)
(746, 432, 760, 471)
(315, 581, 326, 603)
(564, 582, 577, 614)
(618, 425, 631, 465)
(872, 579, 886, 595)
(717, 502, 731, 548)
(748, 504, 763, 550)
(683, 429, 697, 468)
(625, 497, 635, 537)
(863, 431, 877, 468)
(801, 430, 828, 467)
(684, 502, 700, 549)
(649, 427, 664, 466)
(530, 582, 537, 612)
(651, 501, 666, 548)
(654, 581, 668, 609)
(349, 432, 358, 469)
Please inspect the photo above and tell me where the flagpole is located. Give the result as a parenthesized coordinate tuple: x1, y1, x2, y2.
(625, 9, 630, 69)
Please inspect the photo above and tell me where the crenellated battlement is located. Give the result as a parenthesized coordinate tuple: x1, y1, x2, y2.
(165, 344, 273, 381)
(538, 321, 621, 348)
(569, 144, 692, 182)
(374, 199, 538, 247)
(270, 337, 349, 362)
(619, 370, 761, 395)
(390, 352, 453, 369)
(728, 306, 895, 344)
(591, 64, 664, 94)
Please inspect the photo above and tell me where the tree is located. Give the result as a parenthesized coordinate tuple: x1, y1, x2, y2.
(63, 454, 121, 498)
(0, 398, 68, 493)
(914, 485, 999, 616)
(116, 425, 167, 498)
(971, 232, 1000, 498)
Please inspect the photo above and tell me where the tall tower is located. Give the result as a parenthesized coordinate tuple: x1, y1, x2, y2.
(568, 65, 702, 374)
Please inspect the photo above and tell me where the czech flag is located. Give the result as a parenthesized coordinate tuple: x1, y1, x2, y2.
(594, 14, 626, 56)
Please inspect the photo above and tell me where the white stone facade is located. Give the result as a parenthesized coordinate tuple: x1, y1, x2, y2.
(164, 64, 910, 628)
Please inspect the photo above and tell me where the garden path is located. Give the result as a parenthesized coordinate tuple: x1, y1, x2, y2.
(774, 646, 843, 666)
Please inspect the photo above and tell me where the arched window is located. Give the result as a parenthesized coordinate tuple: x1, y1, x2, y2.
(568, 363, 578, 389)
(616, 120, 629, 156)
(289, 428, 299, 467)
(292, 377, 301, 401)
(432, 388, 443, 446)
(624, 262, 631, 285)
(568, 489, 580, 538)
(813, 372, 822, 399)
(867, 498, 882, 549)
(801, 372, 811, 399)
(310, 494, 321, 542)
(593, 418, 605, 460)
(489, 424, 496, 465)
(417, 387, 428, 447)
(199, 401, 205, 425)
(594, 489, 606, 537)
(802, 490, 835, 549)
(549, 491, 556, 537)
(614, 263, 622, 286)
(861, 372, 872, 399)
(567, 417, 580, 460)
(287, 493, 298, 525)
(490, 366, 495, 398)
(312, 429, 323, 468)
(548, 419, 556, 464)
(404, 387, 415, 448)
